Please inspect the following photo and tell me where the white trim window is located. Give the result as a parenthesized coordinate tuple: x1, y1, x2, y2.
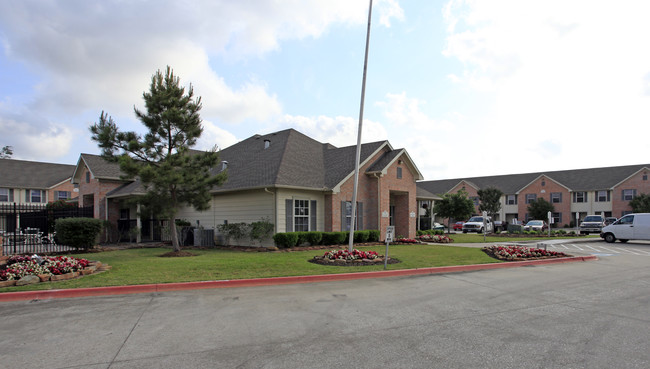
(0, 188, 13, 202)
(525, 194, 537, 204)
(294, 199, 310, 232)
(595, 190, 610, 202)
(622, 189, 636, 201)
(573, 192, 587, 203)
(54, 191, 71, 200)
(25, 189, 45, 203)
(506, 195, 517, 205)
(550, 192, 562, 203)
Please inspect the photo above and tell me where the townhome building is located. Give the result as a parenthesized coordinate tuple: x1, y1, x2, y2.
(417, 164, 650, 227)
(72, 128, 431, 245)
(0, 158, 77, 206)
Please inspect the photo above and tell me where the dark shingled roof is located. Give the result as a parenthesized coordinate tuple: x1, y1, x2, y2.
(79, 153, 124, 180)
(214, 129, 389, 191)
(417, 164, 650, 196)
(0, 158, 75, 189)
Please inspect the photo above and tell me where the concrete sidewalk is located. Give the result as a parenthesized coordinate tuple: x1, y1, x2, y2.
(0, 253, 597, 302)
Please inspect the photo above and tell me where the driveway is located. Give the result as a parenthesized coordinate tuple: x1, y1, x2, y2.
(1, 242, 648, 368)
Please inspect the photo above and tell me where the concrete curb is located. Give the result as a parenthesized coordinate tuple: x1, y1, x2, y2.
(0, 255, 598, 302)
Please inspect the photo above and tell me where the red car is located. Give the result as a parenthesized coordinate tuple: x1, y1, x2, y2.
(452, 221, 465, 231)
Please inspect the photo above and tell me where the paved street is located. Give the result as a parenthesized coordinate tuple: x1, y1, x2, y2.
(1, 241, 649, 369)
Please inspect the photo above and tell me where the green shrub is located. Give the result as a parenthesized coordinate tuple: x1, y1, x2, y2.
(217, 222, 249, 246)
(353, 230, 370, 243)
(322, 232, 346, 245)
(272, 232, 299, 248)
(368, 230, 380, 242)
(55, 217, 103, 249)
(249, 218, 275, 246)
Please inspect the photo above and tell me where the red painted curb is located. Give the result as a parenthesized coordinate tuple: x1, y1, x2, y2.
(0, 255, 598, 302)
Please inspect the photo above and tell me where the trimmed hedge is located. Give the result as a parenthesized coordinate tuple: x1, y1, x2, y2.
(55, 217, 104, 249)
(321, 232, 347, 245)
(273, 230, 381, 247)
(273, 232, 299, 248)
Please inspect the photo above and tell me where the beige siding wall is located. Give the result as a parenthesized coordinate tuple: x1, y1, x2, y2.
(276, 188, 325, 233)
(175, 189, 275, 230)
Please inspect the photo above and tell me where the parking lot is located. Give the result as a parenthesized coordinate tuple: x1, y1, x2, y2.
(539, 239, 650, 257)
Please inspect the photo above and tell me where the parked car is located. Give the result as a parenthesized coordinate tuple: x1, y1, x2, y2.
(452, 221, 465, 231)
(432, 222, 445, 231)
(605, 217, 617, 225)
(579, 215, 605, 235)
(462, 216, 493, 233)
(601, 213, 650, 243)
(524, 220, 547, 232)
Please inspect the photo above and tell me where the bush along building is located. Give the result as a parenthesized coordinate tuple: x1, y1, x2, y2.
(417, 164, 650, 227)
(73, 129, 431, 246)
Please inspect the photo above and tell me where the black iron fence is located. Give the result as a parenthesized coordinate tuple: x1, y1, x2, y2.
(1, 203, 94, 255)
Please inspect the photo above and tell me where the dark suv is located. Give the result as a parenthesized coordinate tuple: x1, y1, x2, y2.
(579, 215, 605, 235)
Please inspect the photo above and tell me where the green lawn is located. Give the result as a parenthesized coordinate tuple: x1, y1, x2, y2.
(0, 244, 501, 293)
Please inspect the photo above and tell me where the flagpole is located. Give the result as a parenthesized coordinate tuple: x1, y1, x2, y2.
(348, 0, 373, 252)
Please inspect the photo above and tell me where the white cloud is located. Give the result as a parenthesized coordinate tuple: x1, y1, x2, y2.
(377, 0, 405, 28)
(438, 0, 650, 177)
(0, 115, 74, 161)
(277, 114, 388, 147)
(195, 120, 240, 152)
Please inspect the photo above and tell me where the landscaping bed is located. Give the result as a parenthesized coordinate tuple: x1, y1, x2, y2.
(481, 245, 570, 261)
(0, 255, 109, 287)
(309, 248, 401, 266)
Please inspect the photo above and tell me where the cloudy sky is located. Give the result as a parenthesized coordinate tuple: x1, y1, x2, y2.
(1, 0, 649, 181)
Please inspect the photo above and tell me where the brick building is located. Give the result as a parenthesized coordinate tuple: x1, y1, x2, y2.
(417, 164, 650, 227)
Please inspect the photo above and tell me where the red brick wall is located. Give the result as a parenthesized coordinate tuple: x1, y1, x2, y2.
(518, 176, 571, 225)
(612, 169, 650, 217)
(325, 149, 417, 240)
(77, 166, 125, 221)
(47, 181, 77, 202)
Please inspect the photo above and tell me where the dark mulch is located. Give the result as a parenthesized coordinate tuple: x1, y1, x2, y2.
(308, 256, 401, 267)
(159, 251, 197, 257)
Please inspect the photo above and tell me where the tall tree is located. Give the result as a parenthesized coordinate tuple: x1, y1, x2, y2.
(0, 145, 13, 158)
(527, 198, 555, 222)
(477, 187, 503, 219)
(90, 66, 227, 252)
(629, 193, 650, 213)
(433, 189, 475, 233)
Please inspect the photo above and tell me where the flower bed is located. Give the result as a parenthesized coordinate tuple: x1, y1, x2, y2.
(482, 245, 570, 261)
(309, 248, 400, 266)
(394, 238, 418, 244)
(0, 255, 101, 286)
(417, 234, 453, 243)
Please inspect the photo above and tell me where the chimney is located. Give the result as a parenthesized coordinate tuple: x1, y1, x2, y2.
(264, 139, 270, 149)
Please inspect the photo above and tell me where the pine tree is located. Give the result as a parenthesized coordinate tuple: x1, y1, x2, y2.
(90, 66, 227, 252)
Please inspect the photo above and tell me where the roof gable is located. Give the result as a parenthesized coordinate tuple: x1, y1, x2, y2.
(0, 158, 75, 189)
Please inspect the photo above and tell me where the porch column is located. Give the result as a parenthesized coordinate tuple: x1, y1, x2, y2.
(136, 203, 142, 243)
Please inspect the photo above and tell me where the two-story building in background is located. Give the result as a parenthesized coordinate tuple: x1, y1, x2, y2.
(417, 164, 650, 227)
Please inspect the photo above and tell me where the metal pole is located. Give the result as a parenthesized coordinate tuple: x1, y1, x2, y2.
(348, 0, 373, 252)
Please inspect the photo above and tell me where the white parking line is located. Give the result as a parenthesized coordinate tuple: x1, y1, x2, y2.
(570, 244, 584, 251)
(584, 244, 603, 253)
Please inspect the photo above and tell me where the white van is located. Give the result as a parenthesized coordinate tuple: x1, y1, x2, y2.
(600, 213, 650, 243)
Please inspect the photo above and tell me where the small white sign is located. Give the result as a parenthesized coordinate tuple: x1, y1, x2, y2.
(385, 226, 395, 242)
(382, 210, 389, 218)
(410, 211, 416, 218)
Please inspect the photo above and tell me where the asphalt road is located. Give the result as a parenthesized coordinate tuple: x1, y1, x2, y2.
(1, 241, 648, 369)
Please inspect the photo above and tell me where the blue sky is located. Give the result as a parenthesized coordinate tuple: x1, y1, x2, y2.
(1, 0, 649, 180)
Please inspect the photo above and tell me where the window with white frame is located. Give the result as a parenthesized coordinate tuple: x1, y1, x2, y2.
(26, 189, 44, 203)
(622, 189, 636, 201)
(550, 192, 562, 203)
(54, 191, 71, 200)
(595, 190, 610, 202)
(0, 188, 13, 202)
(506, 194, 517, 205)
(573, 192, 587, 203)
(396, 167, 402, 179)
(294, 199, 309, 232)
(525, 194, 537, 204)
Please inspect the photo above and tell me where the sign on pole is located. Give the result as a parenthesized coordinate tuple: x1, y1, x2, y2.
(384, 226, 394, 269)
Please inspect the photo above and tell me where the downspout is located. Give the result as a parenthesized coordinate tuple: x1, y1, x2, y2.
(264, 188, 277, 234)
